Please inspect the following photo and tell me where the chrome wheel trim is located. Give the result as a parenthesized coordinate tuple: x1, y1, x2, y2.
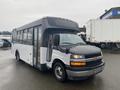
(55, 65, 63, 79)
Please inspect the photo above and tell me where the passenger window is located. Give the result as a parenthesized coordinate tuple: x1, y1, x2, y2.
(12, 31, 17, 43)
(27, 28, 33, 45)
(38, 26, 42, 43)
(23, 30, 28, 40)
(17, 31, 20, 43)
(23, 29, 28, 44)
(19, 31, 23, 43)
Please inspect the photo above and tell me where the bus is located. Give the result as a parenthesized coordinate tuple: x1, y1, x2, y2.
(12, 17, 105, 82)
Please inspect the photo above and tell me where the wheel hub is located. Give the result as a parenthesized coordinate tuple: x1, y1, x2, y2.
(55, 66, 63, 79)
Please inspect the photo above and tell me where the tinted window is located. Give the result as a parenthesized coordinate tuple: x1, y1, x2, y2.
(27, 28, 33, 45)
(23, 29, 28, 44)
(12, 31, 17, 43)
(19, 31, 23, 43)
(23, 30, 28, 40)
(17, 31, 20, 42)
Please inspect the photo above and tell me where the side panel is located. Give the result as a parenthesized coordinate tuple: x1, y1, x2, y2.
(19, 44, 33, 65)
(12, 43, 33, 65)
(40, 47, 47, 64)
(86, 20, 91, 42)
(93, 20, 112, 42)
(46, 49, 71, 68)
(86, 19, 120, 43)
(112, 20, 120, 42)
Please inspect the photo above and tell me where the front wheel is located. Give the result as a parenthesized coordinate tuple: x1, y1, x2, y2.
(53, 62, 67, 82)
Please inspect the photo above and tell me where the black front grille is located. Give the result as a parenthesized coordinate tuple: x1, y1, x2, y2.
(85, 53, 101, 58)
(86, 59, 102, 67)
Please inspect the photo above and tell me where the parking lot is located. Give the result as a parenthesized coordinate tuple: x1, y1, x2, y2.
(0, 49, 120, 90)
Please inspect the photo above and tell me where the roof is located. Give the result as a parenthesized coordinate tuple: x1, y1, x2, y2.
(100, 7, 120, 19)
(16, 17, 79, 32)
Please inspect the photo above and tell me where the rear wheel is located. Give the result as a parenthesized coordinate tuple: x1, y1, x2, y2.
(16, 52, 20, 61)
(53, 62, 67, 82)
(100, 43, 106, 49)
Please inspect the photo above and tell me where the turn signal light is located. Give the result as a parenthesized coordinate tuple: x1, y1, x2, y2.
(70, 61, 86, 67)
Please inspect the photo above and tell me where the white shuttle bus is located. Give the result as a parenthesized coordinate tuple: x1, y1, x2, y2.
(12, 17, 105, 82)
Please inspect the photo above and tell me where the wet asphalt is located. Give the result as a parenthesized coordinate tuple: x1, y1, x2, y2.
(0, 49, 120, 90)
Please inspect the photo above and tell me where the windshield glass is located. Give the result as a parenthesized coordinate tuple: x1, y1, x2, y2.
(60, 33, 86, 45)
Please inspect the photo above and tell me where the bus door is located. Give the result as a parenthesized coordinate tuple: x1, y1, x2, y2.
(33, 27, 39, 67)
(33, 26, 42, 67)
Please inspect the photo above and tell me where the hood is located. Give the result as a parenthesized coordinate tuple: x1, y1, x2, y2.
(69, 45, 101, 55)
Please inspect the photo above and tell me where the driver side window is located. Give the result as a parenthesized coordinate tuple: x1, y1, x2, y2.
(53, 34, 60, 47)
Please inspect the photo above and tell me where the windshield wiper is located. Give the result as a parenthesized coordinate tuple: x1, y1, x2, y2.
(75, 42, 86, 45)
(60, 42, 86, 47)
(61, 42, 74, 45)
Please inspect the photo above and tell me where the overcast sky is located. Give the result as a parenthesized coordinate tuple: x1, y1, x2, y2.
(0, 0, 120, 31)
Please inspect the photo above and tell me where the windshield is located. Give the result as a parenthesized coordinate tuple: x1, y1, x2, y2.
(60, 33, 86, 45)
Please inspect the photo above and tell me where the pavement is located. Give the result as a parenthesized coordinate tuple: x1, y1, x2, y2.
(0, 49, 120, 90)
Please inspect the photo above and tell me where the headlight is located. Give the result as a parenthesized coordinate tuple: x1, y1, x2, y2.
(70, 54, 85, 59)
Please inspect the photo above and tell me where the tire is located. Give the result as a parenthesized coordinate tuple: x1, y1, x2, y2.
(88, 75, 95, 79)
(53, 62, 67, 82)
(100, 43, 106, 49)
(16, 52, 20, 61)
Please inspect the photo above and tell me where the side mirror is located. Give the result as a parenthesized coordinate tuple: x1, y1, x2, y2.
(53, 35, 60, 46)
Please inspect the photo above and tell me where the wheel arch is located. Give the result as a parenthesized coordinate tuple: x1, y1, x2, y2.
(52, 58, 66, 69)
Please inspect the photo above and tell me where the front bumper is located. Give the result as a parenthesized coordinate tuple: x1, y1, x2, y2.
(66, 62, 105, 78)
